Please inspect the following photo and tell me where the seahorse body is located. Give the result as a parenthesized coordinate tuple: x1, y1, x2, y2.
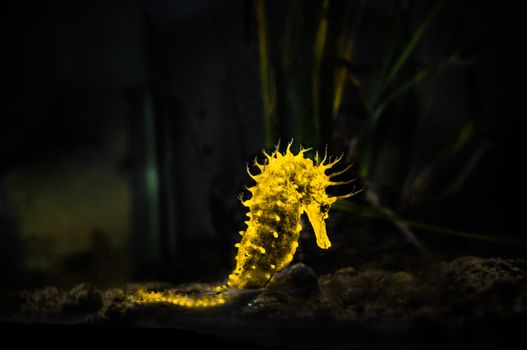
(133, 141, 354, 307)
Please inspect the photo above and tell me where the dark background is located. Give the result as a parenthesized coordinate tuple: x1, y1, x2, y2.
(0, 0, 525, 290)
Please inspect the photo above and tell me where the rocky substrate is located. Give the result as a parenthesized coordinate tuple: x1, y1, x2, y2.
(1, 256, 526, 348)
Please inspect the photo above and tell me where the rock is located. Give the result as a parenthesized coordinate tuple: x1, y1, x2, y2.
(318, 257, 527, 322)
(438, 256, 526, 295)
(63, 283, 103, 318)
(1, 256, 525, 331)
(244, 263, 320, 318)
(19, 286, 64, 320)
(432, 256, 527, 319)
(266, 263, 318, 296)
(318, 267, 421, 321)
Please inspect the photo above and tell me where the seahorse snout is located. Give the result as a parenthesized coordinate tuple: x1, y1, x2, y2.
(304, 203, 332, 249)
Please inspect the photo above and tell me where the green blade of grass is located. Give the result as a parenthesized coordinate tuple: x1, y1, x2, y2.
(383, 0, 445, 90)
(439, 141, 490, 198)
(332, 0, 355, 119)
(368, 36, 400, 114)
(314, 0, 330, 71)
(311, 0, 330, 148)
(144, 13, 202, 161)
(282, 0, 317, 147)
(371, 67, 431, 125)
(256, 0, 276, 149)
(209, 2, 247, 158)
(333, 200, 527, 247)
(404, 121, 475, 206)
(362, 1, 445, 180)
(369, 0, 444, 118)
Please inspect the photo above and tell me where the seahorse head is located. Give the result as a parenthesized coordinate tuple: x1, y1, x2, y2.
(251, 141, 355, 250)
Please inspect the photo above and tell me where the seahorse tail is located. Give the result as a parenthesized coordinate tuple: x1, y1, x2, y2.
(132, 285, 229, 308)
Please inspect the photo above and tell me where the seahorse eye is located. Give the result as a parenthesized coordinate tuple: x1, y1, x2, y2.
(321, 204, 330, 213)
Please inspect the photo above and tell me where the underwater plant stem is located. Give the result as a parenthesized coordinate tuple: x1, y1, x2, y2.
(334, 200, 527, 248)
(281, 0, 318, 148)
(333, 0, 368, 120)
(404, 121, 475, 207)
(362, 1, 445, 180)
(209, 2, 248, 158)
(440, 140, 490, 199)
(144, 13, 202, 161)
(256, 0, 275, 149)
(311, 0, 329, 147)
(383, 0, 444, 89)
(333, 44, 355, 119)
(142, 92, 161, 261)
(364, 189, 430, 255)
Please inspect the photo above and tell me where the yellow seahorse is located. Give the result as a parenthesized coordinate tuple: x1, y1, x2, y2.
(133, 141, 356, 308)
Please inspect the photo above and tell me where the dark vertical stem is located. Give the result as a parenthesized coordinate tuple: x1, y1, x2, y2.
(255, 0, 275, 149)
(312, 0, 330, 148)
(128, 88, 162, 279)
(209, 2, 248, 158)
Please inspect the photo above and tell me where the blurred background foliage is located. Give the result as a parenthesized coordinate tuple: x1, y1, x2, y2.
(249, 0, 526, 252)
(1, 0, 525, 289)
